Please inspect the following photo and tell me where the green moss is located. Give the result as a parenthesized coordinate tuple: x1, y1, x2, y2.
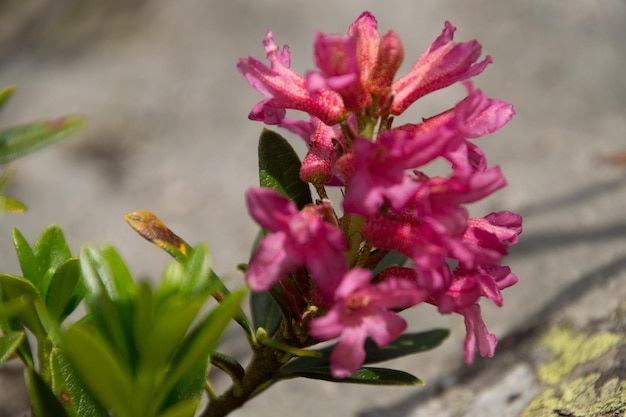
(537, 326, 622, 385)
(522, 374, 626, 417)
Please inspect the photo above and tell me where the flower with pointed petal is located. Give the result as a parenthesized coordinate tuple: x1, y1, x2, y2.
(391, 22, 492, 115)
(245, 187, 347, 298)
(238, 32, 348, 126)
(308, 268, 425, 378)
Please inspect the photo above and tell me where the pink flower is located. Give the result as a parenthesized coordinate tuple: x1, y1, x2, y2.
(391, 22, 492, 115)
(245, 187, 347, 298)
(458, 304, 497, 364)
(341, 125, 455, 216)
(299, 118, 345, 185)
(308, 268, 425, 378)
(238, 32, 348, 126)
(309, 11, 405, 113)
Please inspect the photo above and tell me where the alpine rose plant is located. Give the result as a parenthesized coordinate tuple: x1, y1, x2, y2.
(239, 11, 521, 378)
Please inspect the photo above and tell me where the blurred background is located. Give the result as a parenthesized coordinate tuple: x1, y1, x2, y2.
(0, 1, 625, 416)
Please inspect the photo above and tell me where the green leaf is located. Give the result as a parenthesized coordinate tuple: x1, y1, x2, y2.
(0, 274, 45, 338)
(0, 115, 85, 164)
(163, 288, 246, 400)
(33, 225, 72, 297)
(63, 323, 134, 416)
(3, 195, 27, 213)
(372, 250, 409, 275)
(179, 243, 213, 296)
(258, 129, 312, 209)
(13, 227, 41, 287)
(49, 347, 109, 417)
(45, 258, 82, 322)
(293, 366, 423, 386)
(250, 290, 282, 337)
(281, 329, 449, 374)
(138, 290, 205, 373)
(0, 331, 24, 367)
(0, 85, 15, 110)
(159, 399, 200, 417)
(24, 367, 70, 417)
(79, 245, 134, 369)
(160, 360, 208, 414)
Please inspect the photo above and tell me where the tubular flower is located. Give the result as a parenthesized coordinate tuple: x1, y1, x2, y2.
(391, 22, 492, 115)
(238, 31, 348, 126)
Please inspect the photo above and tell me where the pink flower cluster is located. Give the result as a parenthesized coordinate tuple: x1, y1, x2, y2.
(239, 11, 521, 378)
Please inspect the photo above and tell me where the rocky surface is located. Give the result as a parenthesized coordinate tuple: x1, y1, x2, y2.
(1, 1, 625, 416)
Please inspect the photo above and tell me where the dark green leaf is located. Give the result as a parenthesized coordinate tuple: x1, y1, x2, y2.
(372, 250, 409, 275)
(63, 323, 133, 415)
(293, 366, 423, 386)
(0, 331, 24, 367)
(161, 360, 208, 414)
(13, 227, 41, 287)
(49, 347, 109, 417)
(0, 274, 45, 338)
(250, 290, 282, 337)
(24, 367, 69, 417)
(45, 258, 82, 322)
(258, 129, 312, 209)
(282, 329, 449, 374)
(0, 115, 85, 164)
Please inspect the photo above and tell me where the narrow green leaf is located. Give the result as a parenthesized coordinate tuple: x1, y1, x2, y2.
(250, 290, 282, 337)
(3, 195, 27, 212)
(13, 227, 41, 287)
(164, 288, 246, 399)
(24, 367, 69, 417)
(0, 85, 15, 110)
(261, 338, 321, 358)
(0, 331, 24, 367)
(293, 367, 423, 386)
(0, 115, 85, 164)
(63, 324, 134, 415)
(49, 347, 109, 417)
(0, 274, 45, 338)
(258, 129, 312, 209)
(282, 329, 449, 374)
(45, 258, 81, 322)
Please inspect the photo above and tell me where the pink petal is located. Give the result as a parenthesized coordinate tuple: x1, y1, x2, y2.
(330, 326, 368, 378)
(246, 187, 298, 231)
(246, 232, 301, 291)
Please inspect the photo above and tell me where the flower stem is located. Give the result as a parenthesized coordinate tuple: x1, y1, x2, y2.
(199, 344, 286, 417)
